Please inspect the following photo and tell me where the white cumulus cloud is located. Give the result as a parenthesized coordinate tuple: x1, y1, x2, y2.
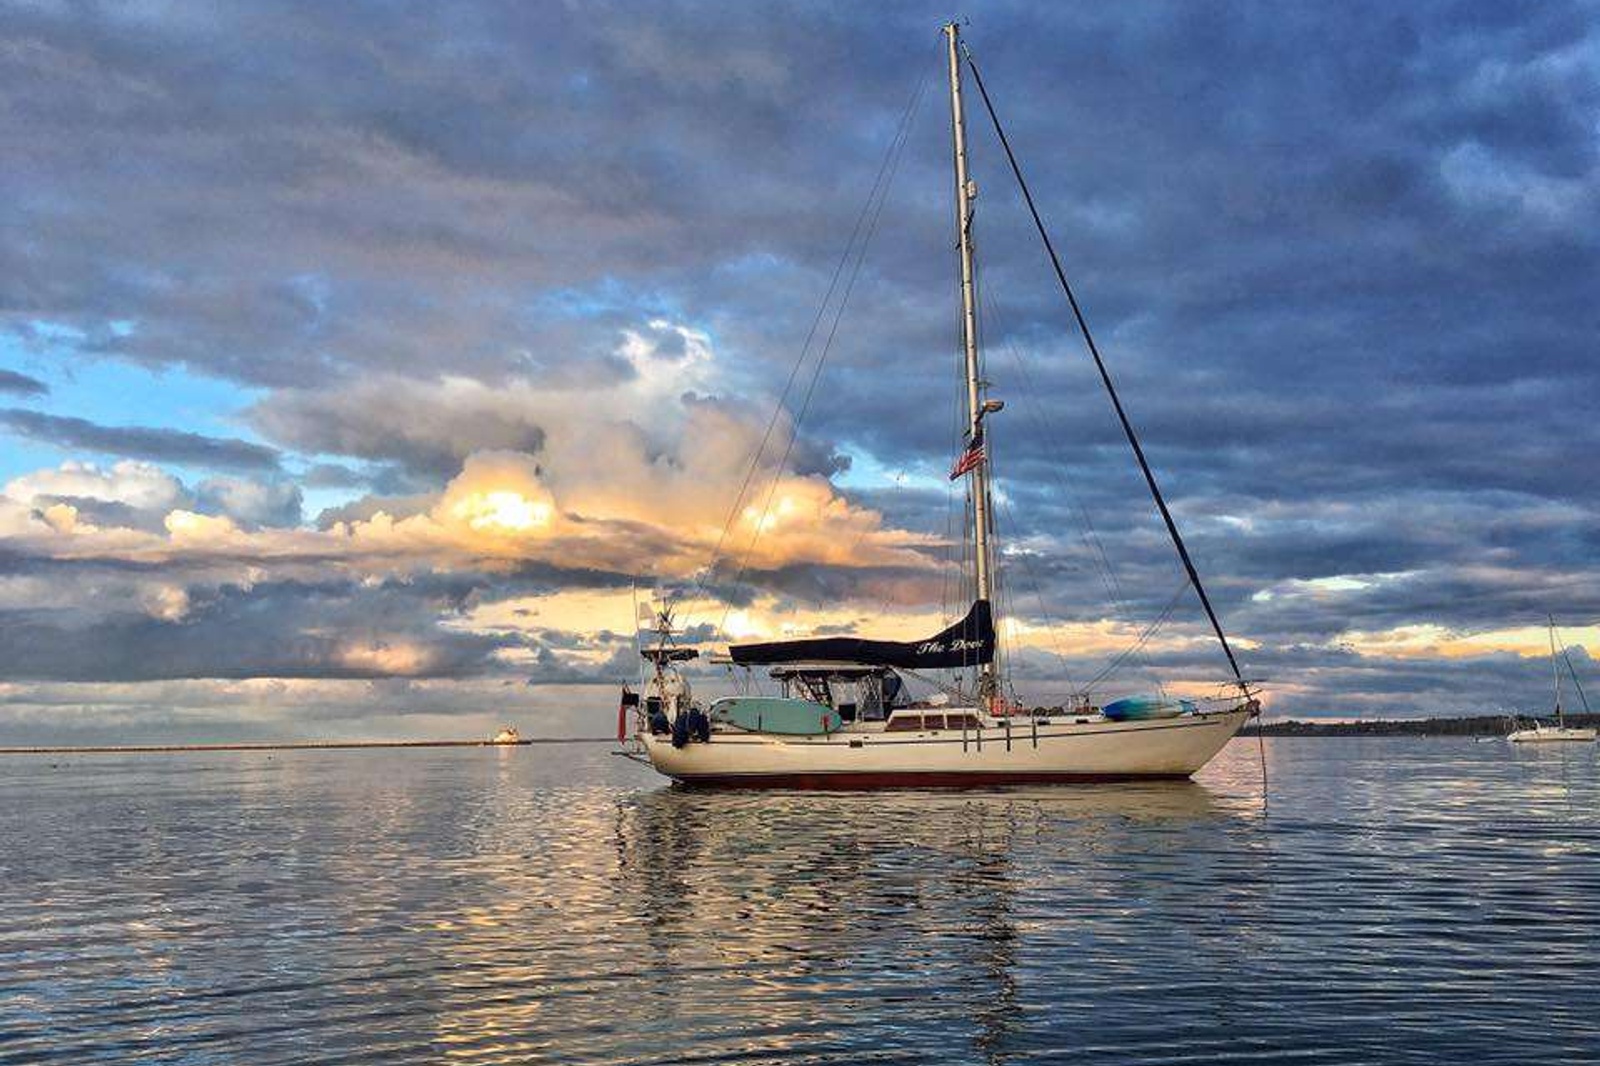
(5, 459, 186, 512)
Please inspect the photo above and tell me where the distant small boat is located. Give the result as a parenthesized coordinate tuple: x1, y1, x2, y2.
(1508, 618, 1596, 744)
(490, 726, 522, 745)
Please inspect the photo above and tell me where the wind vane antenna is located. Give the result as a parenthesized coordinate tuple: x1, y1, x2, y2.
(961, 42, 1247, 693)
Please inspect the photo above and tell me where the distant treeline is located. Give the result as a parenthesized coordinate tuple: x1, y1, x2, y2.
(1243, 713, 1600, 737)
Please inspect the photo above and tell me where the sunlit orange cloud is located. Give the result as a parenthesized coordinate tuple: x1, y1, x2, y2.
(1000, 615, 1228, 660)
(332, 639, 437, 675)
(456, 588, 652, 636)
(11, 447, 934, 584)
(456, 589, 1234, 678)
(456, 589, 951, 645)
(1338, 623, 1600, 660)
(5, 315, 951, 592)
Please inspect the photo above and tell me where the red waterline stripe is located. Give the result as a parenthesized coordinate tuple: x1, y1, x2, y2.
(671, 770, 1195, 790)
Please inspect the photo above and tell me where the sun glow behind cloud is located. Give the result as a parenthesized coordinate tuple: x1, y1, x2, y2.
(1, 330, 939, 582)
(451, 491, 553, 533)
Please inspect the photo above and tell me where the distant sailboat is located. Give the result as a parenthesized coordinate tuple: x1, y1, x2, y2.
(615, 24, 1259, 787)
(1508, 618, 1596, 743)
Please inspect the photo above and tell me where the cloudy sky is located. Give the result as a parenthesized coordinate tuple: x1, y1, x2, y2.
(2, 0, 1596, 741)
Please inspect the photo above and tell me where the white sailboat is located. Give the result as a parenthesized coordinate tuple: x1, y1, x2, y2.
(1508, 618, 1596, 743)
(616, 24, 1259, 787)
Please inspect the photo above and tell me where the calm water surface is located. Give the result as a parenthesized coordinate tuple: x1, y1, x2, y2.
(2, 738, 1597, 1064)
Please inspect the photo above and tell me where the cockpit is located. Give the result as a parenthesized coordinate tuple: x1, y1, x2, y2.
(767, 664, 906, 723)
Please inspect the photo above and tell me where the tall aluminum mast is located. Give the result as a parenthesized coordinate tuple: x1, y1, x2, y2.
(945, 21, 998, 701)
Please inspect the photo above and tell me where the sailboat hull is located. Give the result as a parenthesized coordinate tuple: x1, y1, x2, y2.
(639, 706, 1251, 788)
(1507, 727, 1597, 743)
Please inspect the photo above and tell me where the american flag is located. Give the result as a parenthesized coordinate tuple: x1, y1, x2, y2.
(948, 426, 985, 480)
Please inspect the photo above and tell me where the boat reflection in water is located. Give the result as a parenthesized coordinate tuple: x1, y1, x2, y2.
(610, 777, 1269, 1060)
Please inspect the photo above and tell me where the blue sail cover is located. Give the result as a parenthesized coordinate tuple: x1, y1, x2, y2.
(728, 600, 994, 669)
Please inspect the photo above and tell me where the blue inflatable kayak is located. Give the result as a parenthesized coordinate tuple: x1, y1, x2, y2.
(709, 696, 843, 735)
(1101, 695, 1197, 721)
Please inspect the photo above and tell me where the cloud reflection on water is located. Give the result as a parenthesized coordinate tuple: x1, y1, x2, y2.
(6, 741, 1599, 1064)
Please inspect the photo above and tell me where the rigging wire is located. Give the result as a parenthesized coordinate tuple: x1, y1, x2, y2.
(992, 490, 1080, 697)
(716, 70, 930, 641)
(901, 665, 976, 703)
(677, 70, 929, 634)
(942, 123, 975, 682)
(1552, 620, 1593, 714)
(970, 244, 1004, 692)
(942, 224, 967, 632)
(939, 350, 960, 628)
(1082, 579, 1192, 692)
(953, 319, 974, 690)
(980, 285, 1171, 696)
(987, 432, 1014, 699)
(962, 45, 1247, 692)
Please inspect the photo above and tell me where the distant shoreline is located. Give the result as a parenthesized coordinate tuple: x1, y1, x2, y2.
(10, 714, 1598, 750)
(1243, 713, 1600, 738)
(0, 738, 616, 755)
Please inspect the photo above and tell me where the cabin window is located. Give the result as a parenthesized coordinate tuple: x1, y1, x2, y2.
(947, 714, 980, 730)
(886, 715, 924, 732)
(922, 715, 945, 731)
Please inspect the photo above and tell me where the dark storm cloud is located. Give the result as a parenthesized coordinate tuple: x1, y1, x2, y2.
(296, 459, 420, 496)
(313, 491, 436, 528)
(300, 462, 370, 489)
(0, 577, 511, 682)
(194, 476, 303, 528)
(523, 638, 638, 686)
(0, 369, 47, 396)
(694, 560, 950, 619)
(0, 0, 931, 387)
(2, 1, 1597, 715)
(249, 384, 544, 482)
(22, 494, 167, 533)
(0, 408, 281, 471)
(0, 558, 676, 687)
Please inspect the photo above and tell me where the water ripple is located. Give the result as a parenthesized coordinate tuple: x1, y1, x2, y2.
(1, 739, 1598, 1064)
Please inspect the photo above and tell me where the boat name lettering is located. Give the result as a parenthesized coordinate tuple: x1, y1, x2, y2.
(916, 638, 985, 654)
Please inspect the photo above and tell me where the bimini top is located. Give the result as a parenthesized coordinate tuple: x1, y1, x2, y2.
(728, 600, 994, 670)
